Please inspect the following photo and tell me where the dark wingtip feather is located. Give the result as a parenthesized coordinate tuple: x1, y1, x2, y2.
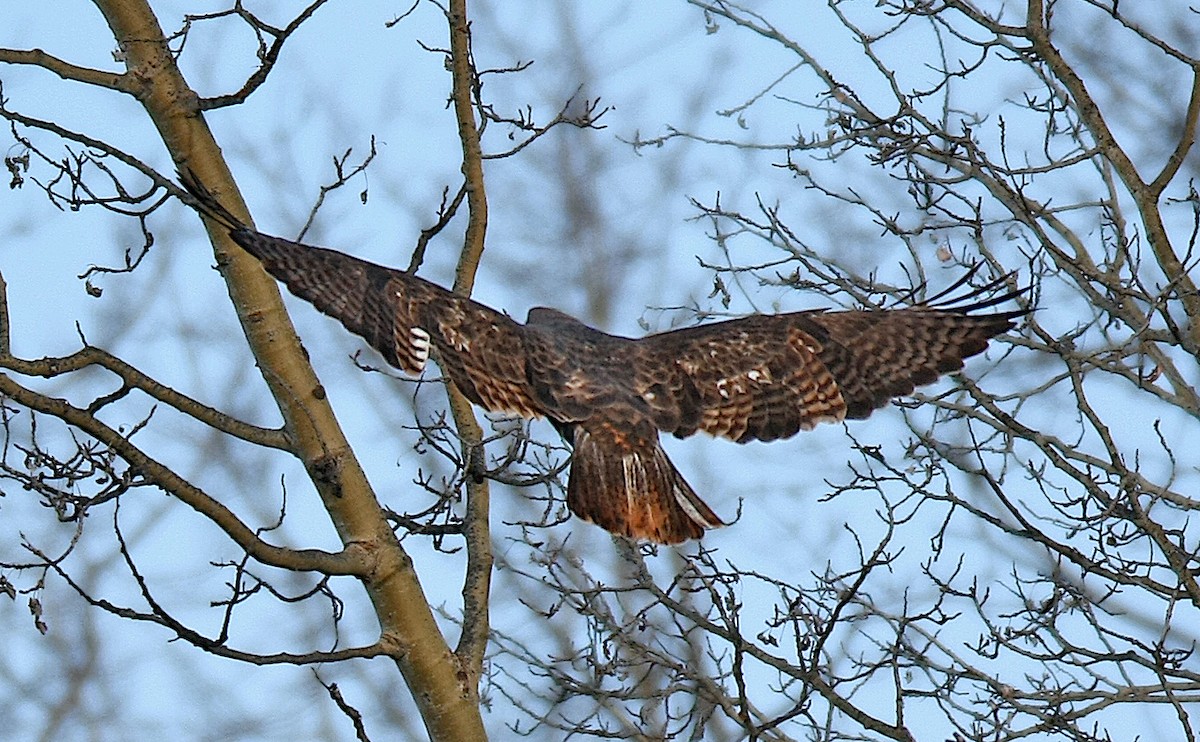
(809, 269, 1029, 423)
(177, 169, 248, 234)
(920, 268, 1033, 321)
(894, 265, 1033, 325)
(177, 171, 301, 270)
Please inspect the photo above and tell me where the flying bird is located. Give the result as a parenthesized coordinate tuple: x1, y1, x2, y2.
(180, 172, 1026, 544)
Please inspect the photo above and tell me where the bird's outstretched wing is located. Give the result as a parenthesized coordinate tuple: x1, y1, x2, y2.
(633, 275, 1026, 443)
(178, 170, 542, 418)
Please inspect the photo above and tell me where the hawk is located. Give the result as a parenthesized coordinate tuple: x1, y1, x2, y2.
(180, 173, 1025, 544)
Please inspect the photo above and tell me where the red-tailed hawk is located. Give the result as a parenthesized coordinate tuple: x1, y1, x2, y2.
(181, 173, 1025, 544)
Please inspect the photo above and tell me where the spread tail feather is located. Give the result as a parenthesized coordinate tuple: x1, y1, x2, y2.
(567, 422, 724, 544)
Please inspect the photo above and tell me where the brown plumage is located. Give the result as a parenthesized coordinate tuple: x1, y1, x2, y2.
(180, 172, 1026, 544)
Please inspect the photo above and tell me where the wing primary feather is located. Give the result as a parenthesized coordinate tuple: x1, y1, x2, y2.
(177, 169, 247, 233)
(893, 265, 1030, 317)
(893, 262, 979, 306)
(924, 271, 1029, 313)
(178, 171, 543, 417)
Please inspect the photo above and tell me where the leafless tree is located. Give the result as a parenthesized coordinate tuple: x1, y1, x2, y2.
(0, 1, 595, 739)
(487, 2, 1200, 740)
(1, 1, 1196, 741)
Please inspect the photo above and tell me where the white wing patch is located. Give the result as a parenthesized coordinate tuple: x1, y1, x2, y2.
(393, 313, 432, 375)
(410, 327, 431, 370)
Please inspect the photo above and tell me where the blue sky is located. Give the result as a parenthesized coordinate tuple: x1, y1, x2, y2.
(2, 2, 1197, 739)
